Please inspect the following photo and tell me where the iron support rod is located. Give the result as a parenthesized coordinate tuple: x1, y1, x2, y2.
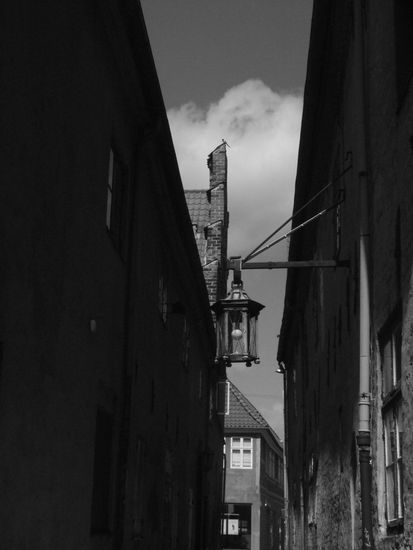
(247, 200, 343, 262)
(244, 165, 351, 263)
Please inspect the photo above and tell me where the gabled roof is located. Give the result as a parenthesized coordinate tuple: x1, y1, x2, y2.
(225, 381, 282, 447)
(185, 189, 210, 230)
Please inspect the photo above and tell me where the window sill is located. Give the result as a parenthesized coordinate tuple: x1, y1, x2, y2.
(90, 529, 112, 537)
(382, 385, 401, 410)
(386, 518, 404, 536)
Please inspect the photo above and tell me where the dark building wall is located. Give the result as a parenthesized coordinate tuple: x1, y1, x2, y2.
(278, 1, 413, 549)
(0, 2, 222, 549)
(367, 2, 413, 548)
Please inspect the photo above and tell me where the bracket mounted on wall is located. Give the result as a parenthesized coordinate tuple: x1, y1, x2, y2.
(227, 257, 350, 273)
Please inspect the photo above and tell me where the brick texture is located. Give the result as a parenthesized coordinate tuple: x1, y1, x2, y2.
(185, 142, 229, 305)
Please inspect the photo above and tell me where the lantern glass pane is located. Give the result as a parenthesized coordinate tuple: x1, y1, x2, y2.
(228, 309, 248, 359)
(249, 316, 258, 358)
(216, 310, 228, 357)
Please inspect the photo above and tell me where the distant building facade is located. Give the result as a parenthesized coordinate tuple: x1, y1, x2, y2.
(278, 1, 413, 549)
(0, 2, 223, 549)
(221, 382, 284, 550)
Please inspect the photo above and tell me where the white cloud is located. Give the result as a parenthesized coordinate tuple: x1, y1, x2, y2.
(168, 79, 303, 258)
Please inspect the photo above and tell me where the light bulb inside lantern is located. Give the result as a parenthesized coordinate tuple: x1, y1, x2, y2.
(231, 328, 243, 340)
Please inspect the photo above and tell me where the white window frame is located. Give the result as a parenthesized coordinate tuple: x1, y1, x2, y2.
(383, 402, 403, 525)
(381, 321, 403, 528)
(230, 437, 253, 469)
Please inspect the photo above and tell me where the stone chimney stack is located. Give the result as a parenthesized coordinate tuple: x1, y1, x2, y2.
(205, 142, 229, 302)
(184, 142, 229, 305)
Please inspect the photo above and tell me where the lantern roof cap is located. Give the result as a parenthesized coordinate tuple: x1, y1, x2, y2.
(227, 282, 251, 301)
(211, 282, 265, 314)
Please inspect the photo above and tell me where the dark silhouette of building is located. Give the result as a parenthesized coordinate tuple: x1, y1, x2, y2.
(0, 1, 223, 549)
(278, 1, 413, 548)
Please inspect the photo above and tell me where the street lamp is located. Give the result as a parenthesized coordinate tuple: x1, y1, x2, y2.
(211, 177, 350, 369)
(211, 248, 348, 368)
(212, 258, 264, 367)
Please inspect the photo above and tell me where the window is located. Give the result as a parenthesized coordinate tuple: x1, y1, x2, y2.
(381, 321, 403, 528)
(158, 274, 168, 324)
(90, 408, 114, 533)
(132, 438, 145, 538)
(209, 386, 215, 420)
(198, 371, 203, 400)
(265, 446, 277, 480)
(264, 444, 283, 482)
(106, 148, 129, 259)
(382, 323, 402, 397)
(230, 437, 253, 469)
(182, 317, 190, 368)
(384, 403, 403, 525)
(394, 0, 413, 107)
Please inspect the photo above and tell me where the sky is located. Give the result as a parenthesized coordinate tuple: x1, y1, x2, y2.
(140, 0, 313, 438)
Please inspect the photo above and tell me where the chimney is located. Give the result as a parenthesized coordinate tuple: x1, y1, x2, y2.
(205, 143, 229, 301)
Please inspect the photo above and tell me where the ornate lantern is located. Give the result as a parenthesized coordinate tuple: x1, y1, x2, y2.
(212, 273, 265, 367)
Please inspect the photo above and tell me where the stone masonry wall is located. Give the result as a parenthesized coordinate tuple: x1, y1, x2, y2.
(282, 2, 413, 549)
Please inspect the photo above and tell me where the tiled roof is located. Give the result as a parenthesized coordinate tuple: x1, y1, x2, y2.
(225, 382, 282, 446)
(225, 382, 269, 430)
(185, 189, 210, 230)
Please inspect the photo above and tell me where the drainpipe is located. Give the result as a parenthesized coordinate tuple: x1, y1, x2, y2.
(353, 2, 375, 548)
(221, 446, 227, 550)
(277, 362, 289, 550)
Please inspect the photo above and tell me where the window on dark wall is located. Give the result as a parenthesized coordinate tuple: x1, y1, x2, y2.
(264, 443, 282, 482)
(331, 143, 343, 259)
(158, 251, 169, 326)
(132, 438, 146, 539)
(381, 317, 403, 531)
(158, 273, 168, 325)
(106, 148, 129, 260)
(270, 448, 276, 479)
(90, 408, 114, 533)
(394, 0, 413, 107)
(182, 317, 191, 368)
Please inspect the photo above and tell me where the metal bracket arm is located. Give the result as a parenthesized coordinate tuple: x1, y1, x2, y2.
(227, 258, 350, 270)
